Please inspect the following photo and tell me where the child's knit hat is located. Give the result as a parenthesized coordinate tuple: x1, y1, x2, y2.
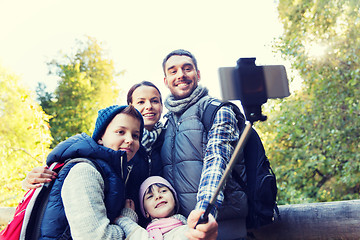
(92, 105, 143, 142)
(139, 176, 179, 218)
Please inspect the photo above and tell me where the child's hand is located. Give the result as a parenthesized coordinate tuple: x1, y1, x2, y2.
(125, 199, 135, 211)
(116, 199, 138, 223)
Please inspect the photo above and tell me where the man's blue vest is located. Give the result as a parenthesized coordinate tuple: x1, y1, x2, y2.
(161, 95, 247, 221)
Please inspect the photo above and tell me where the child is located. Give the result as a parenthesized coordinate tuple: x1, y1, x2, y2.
(118, 176, 189, 240)
(37, 105, 144, 239)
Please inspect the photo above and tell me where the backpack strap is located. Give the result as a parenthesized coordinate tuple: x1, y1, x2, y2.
(202, 99, 247, 190)
(202, 99, 223, 133)
(202, 99, 245, 133)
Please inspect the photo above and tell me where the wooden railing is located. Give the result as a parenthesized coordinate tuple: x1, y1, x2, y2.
(1, 200, 360, 239)
(249, 199, 360, 239)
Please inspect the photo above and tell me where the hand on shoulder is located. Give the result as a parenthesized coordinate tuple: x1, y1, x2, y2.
(22, 165, 57, 190)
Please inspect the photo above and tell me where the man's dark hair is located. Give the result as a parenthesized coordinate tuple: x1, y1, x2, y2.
(162, 49, 198, 75)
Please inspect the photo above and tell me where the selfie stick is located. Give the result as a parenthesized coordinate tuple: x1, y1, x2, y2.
(195, 121, 253, 226)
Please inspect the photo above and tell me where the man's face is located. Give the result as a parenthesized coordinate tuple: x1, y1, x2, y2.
(98, 113, 140, 161)
(164, 55, 200, 100)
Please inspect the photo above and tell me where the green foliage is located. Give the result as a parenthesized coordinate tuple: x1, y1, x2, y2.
(0, 65, 52, 207)
(257, 0, 360, 204)
(38, 36, 121, 146)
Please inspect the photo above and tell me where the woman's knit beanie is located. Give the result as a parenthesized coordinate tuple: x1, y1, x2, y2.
(139, 176, 179, 218)
(92, 105, 144, 142)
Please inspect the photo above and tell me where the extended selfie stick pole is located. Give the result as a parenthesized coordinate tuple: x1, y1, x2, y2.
(195, 121, 253, 226)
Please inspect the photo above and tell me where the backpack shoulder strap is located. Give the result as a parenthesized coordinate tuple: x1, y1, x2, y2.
(203, 99, 245, 133)
(203, 99, 222, 133)
(202, 99, 247, 190)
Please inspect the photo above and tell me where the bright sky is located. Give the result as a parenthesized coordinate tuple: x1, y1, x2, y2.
(0, 0, 284, 103)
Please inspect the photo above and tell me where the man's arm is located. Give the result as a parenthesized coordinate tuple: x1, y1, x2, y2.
(195, 105, 240, 216)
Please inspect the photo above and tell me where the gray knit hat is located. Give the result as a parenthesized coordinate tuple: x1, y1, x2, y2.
(92, 105, 144, 142)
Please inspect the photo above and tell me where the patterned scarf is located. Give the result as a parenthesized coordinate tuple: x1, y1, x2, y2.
(164, 85, 208, 115)
(142, 121, 163, 153)
(146, 217, 184, 240)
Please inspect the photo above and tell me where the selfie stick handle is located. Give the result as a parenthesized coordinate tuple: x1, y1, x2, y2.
(195, 122, 253, 227)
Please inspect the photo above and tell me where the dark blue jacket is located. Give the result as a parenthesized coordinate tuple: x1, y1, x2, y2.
(39, 133, 127, 239)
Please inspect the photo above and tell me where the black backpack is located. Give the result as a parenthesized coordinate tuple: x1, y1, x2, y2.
(202, 99, 280, 229)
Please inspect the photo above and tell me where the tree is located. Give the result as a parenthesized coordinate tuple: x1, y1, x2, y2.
(257, 0, 360, 204)
(39, 36, 122, 146)
(0, 65, 52, 207)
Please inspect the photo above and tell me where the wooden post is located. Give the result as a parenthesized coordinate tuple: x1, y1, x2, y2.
(249, 199, 360, 240)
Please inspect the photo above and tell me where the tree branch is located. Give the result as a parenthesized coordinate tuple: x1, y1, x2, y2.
(10, 147, 40, 162)
(313, 168, 331, 188)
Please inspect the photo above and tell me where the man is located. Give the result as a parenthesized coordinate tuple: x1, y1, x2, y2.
(161, 49, 248, 239)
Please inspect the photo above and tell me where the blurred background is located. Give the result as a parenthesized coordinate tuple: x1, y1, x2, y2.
(0, 0, 359, 217)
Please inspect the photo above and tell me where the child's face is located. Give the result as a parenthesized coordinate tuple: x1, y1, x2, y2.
(143, 184, 176, 219)
(98, 113, 140, 161)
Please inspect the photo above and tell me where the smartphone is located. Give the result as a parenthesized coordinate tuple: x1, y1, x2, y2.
(218, 65, 290, 102)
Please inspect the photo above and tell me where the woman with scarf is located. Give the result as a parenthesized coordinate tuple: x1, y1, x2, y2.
(124, 81, 165, 226)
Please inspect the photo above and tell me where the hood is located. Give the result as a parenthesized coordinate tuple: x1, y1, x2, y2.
(47, 133, 127, 176)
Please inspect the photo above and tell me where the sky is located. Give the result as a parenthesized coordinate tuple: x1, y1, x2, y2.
(0, 0, 284, 103)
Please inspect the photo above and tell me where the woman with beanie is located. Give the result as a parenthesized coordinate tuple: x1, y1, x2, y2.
(118, 176, 188, 240)
(36, 105, 143, 239)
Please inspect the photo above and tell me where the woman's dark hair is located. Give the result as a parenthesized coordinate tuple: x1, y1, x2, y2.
(127, 81, 162, 105)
